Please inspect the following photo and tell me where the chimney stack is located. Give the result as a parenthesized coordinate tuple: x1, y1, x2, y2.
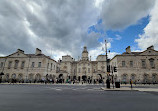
(17, 49, 24, 53)
(147, 45, 154, 50)
(126, 46, 131, 53)
(35, 48, 42, 55)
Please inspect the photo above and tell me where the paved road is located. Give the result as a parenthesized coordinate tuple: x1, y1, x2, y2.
(0, 84, 158, 111)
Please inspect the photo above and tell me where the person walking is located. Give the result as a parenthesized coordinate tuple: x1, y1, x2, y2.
(130, 79, 133, 88)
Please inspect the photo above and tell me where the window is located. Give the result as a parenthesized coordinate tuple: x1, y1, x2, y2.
(141, 60, 146, 68)
(0, 62, 3, 68)
(78, 68, 80, 73)
(131, 74, 135, 80)
(11, 74, 16, 79)
(130, 61, 133, 67)
(88, 68, 90, 73)
(21, 61, 25, 69)
(152, 74, 156, 82)
(122, 61, 125, 67)
(14, 60, 19, 69)
(31, 62, 35, 68)
(38, 62, 41, 67)
(54, 65, 55, 69)
(149, 58, 155, 68)
(122, 74, 127, 82)
(47, 63, 49, 68)
(8, 61, 12, 69)
(51, 63, 53, 70)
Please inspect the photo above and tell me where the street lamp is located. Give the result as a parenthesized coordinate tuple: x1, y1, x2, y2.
(105, 40, 111, 88)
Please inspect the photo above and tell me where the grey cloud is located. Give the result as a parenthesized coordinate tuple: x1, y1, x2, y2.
(0, 0, 101, 59)
(101, 0, 155, 30)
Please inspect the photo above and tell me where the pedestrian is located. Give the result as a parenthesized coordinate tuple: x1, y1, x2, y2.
(130, 79, 133, 88)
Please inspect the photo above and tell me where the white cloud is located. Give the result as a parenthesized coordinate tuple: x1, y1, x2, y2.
(135, 0, 158, 50)
(115, 34, 122, 40)
(108, 52, 119, 59)
(89, 41, 111, 60)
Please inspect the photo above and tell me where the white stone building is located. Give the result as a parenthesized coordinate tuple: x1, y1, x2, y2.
(1, 45, 158, 84)
(57, 46, 107, 83)
(0, 48, 58, 83)
(110, 46, 158, 84)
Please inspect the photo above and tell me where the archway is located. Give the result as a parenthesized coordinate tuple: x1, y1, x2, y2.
(35, 74, 41, 82)
(152, 74, 157, 84)
(122, 74, 127, 84)
(58, 74, 64, 83)
(11, 74, 16, 83)
(5, 73, 9, 82)
(82, 75, 87, 82)
(28, 74, 34, 82)
(143, 74, 149, 84)
(97, 74, 103, 83)
(18, 74, 23, 83)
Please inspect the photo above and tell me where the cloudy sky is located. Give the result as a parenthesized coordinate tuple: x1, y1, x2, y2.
(0, 0, 157, 60)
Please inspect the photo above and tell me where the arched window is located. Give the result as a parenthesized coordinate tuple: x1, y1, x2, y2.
(28, 74, 34, 80)
(152, 74, 157, 83)
(11, 74, 16, 79)
(35, 74, 41, 81)
(131, 74, 136, 80)
(18, 74, 23, 80)
(143, 74, 148, 83)
(122, 74, 127, 82)
(5, 73, 9, 81)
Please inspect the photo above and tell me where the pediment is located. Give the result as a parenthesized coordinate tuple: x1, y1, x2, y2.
(7, 52, 28, 58)
(139, 49, 158, 56)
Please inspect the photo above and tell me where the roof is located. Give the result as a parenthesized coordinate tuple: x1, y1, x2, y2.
(26, 54, 57, 62)
(122, 52, 141, 55)
(4, 51, 57, 63)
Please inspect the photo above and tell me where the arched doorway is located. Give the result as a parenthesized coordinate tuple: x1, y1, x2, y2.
(82, 75, 87, 82)
(58, 74, 64, 83)
(11, 74, 16, 83)
(97, 74, 103, 83)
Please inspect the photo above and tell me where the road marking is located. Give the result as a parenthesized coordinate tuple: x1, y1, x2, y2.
(55, 89, 62, 91)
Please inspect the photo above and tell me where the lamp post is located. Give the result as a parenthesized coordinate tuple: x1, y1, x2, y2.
(105, 40, 110, 88)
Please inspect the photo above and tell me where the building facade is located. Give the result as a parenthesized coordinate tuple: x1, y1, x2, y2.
(0, 45, 158, 84)
(57, 46, 107, 83)
(0, 48, 58, 83)
(110, 46, 158, 84)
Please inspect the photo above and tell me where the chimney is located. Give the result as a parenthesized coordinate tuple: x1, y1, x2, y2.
(17, 49, 24, 53)
(126, 46, 131, 53)
(147, 45, 154, 50)
(35, 48, 42, 55)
